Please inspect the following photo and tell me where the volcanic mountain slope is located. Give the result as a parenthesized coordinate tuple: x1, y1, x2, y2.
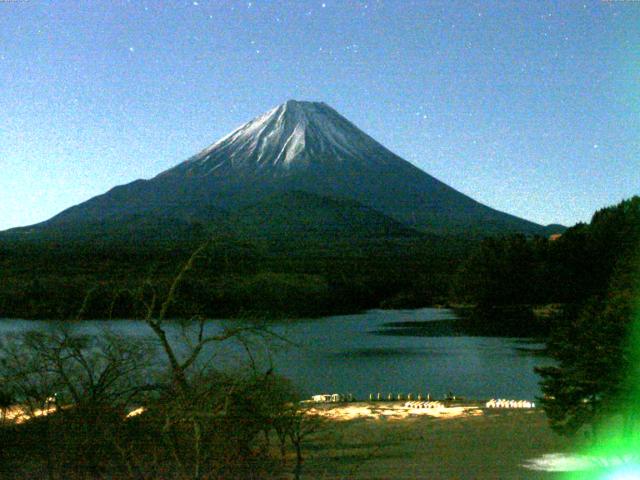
(233, 190, 420, 242)
(8, 100, 556, 237)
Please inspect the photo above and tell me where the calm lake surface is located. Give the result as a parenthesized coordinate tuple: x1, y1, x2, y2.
(0, 308, 550, 400)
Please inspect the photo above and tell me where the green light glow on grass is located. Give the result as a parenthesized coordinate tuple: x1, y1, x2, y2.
(603, 466, 640, 480)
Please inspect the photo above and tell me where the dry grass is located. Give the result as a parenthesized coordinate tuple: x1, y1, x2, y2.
(298, 404, 572, 479)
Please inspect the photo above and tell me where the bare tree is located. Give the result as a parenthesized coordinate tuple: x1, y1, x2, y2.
(0, 324, 157, 479)
(0, 241, 310, 479)
(138, 241, 286, 479)
(0, 325, 155, 410)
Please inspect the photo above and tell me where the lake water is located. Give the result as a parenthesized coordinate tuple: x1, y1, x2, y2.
(0, 308, 550, 400)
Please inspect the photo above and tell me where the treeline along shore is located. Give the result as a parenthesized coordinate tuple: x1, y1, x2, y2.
(0, 197, 638, 341)
(0, 228, 467, 321)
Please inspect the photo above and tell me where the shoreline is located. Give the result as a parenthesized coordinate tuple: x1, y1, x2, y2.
(304, 400, 537, 422)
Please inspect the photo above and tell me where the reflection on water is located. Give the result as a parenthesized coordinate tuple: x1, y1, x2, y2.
(371, 319, 462, 337)
(0, 308, 551, 400)
(330, 347, 439, 358)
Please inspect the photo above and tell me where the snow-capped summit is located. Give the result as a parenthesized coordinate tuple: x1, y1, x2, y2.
(163, 100, 396, 178)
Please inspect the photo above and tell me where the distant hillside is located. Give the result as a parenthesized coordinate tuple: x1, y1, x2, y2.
(233, 191, 422, 242)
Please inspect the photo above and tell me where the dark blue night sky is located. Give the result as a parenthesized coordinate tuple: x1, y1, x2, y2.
(1, 0, 638, 230)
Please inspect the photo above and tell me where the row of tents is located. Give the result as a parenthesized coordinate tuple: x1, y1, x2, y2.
(485, 399, 535, 409)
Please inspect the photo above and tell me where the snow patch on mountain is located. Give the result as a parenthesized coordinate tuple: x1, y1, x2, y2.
(163, 100, 399, 178)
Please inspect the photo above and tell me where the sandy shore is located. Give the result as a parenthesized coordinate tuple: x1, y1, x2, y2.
(306, 401, 486, 421)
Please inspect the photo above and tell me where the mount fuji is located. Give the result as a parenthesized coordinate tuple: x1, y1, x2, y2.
(10, 100, 555, 238)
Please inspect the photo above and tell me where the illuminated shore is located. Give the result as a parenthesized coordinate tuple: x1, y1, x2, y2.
(306, 401, 485, 421)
